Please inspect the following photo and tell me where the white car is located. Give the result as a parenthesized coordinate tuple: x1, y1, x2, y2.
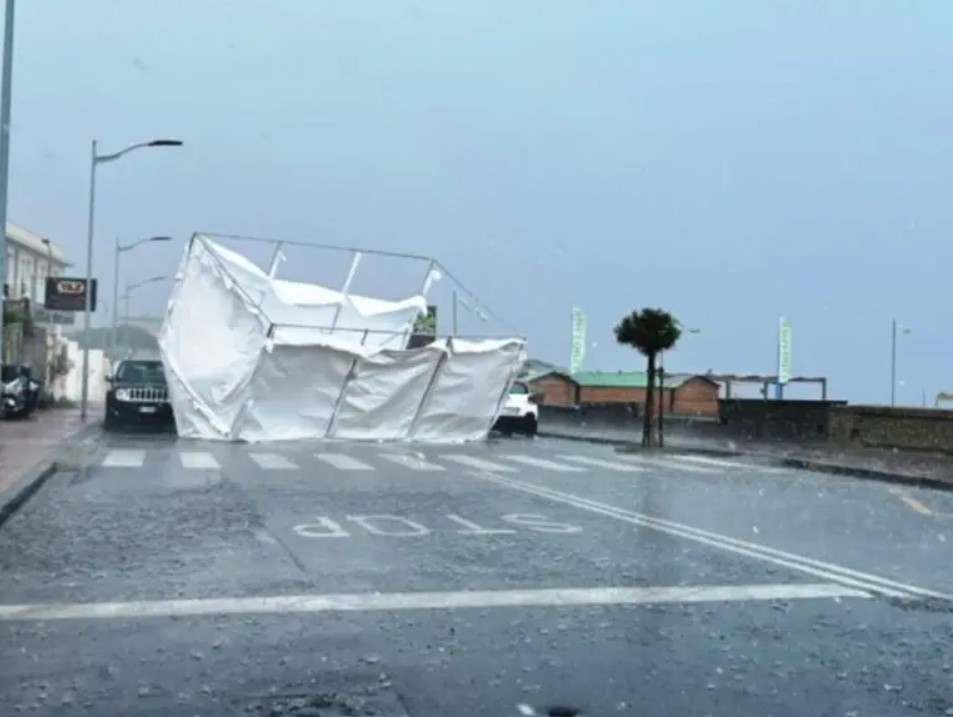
(493, 380, 539, 436)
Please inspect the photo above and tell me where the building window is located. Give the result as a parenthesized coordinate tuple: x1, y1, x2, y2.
(18, 256, 32, 299)
(35, 263, 48, 303)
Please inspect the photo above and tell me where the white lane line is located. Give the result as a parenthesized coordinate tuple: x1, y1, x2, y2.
(0, 583, 867, 622)
(179, 452, 221, 470)
(314, 453, 374, 471)
(443, 454, 517, 472)
(468, 471, 951, 601)
(101, 449, 146, 468)
(502, 455, 585, 472)
(559, 455, 647, 472)
(671, 455, 784, 473)
(380, 454, 445, 471)
(624, 456, 721, 474)
(249, 453, 298, 470)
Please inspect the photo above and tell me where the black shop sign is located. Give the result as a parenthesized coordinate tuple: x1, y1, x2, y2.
(44, 277, 98, 312)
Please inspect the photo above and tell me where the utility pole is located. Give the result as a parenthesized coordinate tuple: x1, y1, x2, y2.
(658, 353, 665, 448)
(452, 290, 458, 335)
(0, 0, 16, 367)
(890, 318, 897, 407)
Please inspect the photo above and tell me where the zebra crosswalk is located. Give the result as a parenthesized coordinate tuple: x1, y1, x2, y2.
(93, 448, 784, 477)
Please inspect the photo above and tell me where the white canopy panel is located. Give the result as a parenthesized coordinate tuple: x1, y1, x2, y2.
(158, 234, 525, 442)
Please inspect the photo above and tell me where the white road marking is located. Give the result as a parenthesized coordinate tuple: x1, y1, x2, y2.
(0, 583, 867, 622)
(670, 455, 784, 473)
(179, 451, 221, 470)
(293, 517, 350, 538)
(347, 515, 431, 536)
(502, 455, 585, 472)
(443, 454, 517, 472)
(624, 455, 721, 474)
(249, 453, 298, 470)
(314, 453, 374, 471)
(380, 453, 445, 471)
(469, 471, 951, 601)
(445, 514, 516, 535)
(101, 449, 146, 468)
(558, 455, 646, 472)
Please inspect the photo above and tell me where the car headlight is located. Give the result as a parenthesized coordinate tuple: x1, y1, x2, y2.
(115, 388, 131, 401)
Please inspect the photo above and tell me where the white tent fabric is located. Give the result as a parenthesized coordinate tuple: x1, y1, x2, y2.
(203, 239, 425, 350)
(158, 234, 525, 442)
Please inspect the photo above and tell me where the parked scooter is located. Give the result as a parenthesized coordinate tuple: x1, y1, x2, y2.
(1, 364, 38, 419)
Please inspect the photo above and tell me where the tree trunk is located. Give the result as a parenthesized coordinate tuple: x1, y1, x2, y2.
(657, 356, 665, 448)
(642, 351, 656, 448)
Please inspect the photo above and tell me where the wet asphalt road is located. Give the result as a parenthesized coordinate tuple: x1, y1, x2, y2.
(2, 433, 953, 716)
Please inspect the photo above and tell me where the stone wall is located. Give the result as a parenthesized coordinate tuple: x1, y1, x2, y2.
(717, 399, 847, 441)
(830, 405, 953, 453)
(539, 403, 641, 431)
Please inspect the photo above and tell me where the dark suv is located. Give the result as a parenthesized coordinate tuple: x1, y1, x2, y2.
(104, 359, 174, 430)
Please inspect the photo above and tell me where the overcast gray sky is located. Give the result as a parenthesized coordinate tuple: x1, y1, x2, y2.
(8, 1, 953, 403)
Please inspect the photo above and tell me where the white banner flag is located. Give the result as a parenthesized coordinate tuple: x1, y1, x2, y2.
(570, 307, 586, 374)
(778, 316, 792, 384)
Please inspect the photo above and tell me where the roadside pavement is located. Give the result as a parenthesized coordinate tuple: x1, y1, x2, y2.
(0, 408, 91, 523)
(540, 424, 953, 488)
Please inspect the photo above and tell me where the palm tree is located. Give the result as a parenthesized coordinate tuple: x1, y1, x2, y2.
(614, 308, 682, 447)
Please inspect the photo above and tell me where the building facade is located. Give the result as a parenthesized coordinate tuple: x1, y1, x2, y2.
(2, 223, 74, 392)
(4, 222, 70, 301)
(526, 369, 720, 418)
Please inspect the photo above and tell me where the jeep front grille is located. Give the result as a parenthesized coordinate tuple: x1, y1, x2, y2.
(126, 386, 169, 403)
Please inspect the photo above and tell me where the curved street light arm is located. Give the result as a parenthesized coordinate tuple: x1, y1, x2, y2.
(118, 235, 172, 252)
(95, 139, 182, 164)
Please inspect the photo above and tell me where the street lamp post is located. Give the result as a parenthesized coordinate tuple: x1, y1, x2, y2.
(80, 138, 182, 420)
(658, 325, 701, 447)
(119, 275, 166, 354)
(890, 318, 911, 407)
(0, 0, 16, 368)
(111, 236, 172, 354)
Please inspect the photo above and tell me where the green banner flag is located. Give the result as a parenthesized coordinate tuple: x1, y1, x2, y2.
(570, 307, 586, 374)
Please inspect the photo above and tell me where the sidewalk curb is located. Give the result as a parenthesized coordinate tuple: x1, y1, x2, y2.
(775, 457, 953, 492)
(0, 416, 101, 528)
(540, 429, 953, 489)
(538, 430, 635, 448)
(0, 460, 59, 528)
(538, 430, 743, 457)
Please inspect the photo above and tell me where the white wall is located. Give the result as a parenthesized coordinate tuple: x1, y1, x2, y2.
(55, 339, 109, 403)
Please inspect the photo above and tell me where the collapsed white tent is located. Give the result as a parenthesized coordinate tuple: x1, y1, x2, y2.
(157, 234, 526, 442)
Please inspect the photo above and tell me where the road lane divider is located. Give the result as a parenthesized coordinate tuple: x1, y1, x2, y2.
(101, 449, 146, 468)
(249, 453, 298, 470)
(622, 455, 721, 474)
(0, 583, 868, 622)
(669, 455, 786, 474)
(502, 455, 586, 472)
(558, 455, 647, 472)
(468, 470, 951, 602)
(313, 453, 374, 471)
(179, 452, 221, 470)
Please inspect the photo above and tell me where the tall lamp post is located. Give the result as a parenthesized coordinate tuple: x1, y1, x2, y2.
(80, 138, 182, 420)
(119, 275, 166, 354)
(890, 318, 911, 407)
(658, 324, 701, 447)
(0, 0, 16, 368)
(111, 236, 171, 354)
